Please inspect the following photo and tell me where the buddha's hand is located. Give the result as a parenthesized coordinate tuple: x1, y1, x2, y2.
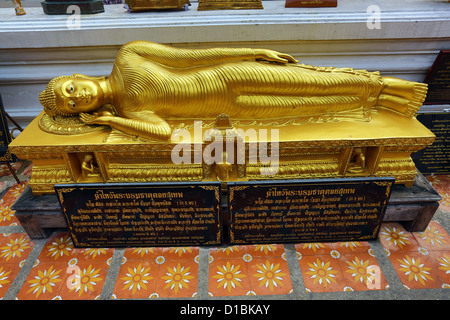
(255, 49, 298, 64)
(80, 111, 114, 126)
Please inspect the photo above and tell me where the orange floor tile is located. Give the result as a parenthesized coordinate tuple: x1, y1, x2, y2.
(0, 263, 21, 298)
(414, 220, 450, 251)
(427, 174, 450, 212)
(0, 233, 34, 264)
(0, 182, 28, 227)
(379, 222, 421, 252)
(208, 244, 293, 297)
(113, 246, 200, 299)
(296, 241, 388, 293)
(389, 252, 443, 290)
(16, 231, 113, 300)
(381, 221, 450, 290)
(0, 232, 35, 299)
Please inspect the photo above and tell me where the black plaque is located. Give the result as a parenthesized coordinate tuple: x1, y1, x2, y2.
(227, 177, 394, 244)
(412, 112, 450, 174)
(424, 50, 450, 104)
(55, 182, 222, 247)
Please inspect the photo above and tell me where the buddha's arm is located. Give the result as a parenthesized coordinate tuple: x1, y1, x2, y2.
(81, 163, 94, 173)
(80, 111, 172, 141)
(119, 41, 298, 68)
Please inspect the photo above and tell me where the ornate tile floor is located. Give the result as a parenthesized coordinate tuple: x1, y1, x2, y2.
(0, 162, 448, 300)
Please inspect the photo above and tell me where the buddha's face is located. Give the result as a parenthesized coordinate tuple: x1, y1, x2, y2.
(53, 77, 104, 114)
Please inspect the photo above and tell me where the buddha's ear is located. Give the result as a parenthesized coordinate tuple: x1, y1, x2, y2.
(72, 73, 106, 81)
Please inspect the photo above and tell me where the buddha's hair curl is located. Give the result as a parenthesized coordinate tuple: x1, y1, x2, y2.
(39, 75, 78, 117)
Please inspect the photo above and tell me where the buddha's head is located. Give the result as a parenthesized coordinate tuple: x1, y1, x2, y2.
(39, 74, 105, 117)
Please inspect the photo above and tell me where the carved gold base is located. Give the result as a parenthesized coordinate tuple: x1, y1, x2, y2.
(197, 0, 263, 10)
(9, 110, 434, 195)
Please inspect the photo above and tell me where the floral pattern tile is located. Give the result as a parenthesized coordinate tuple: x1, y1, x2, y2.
(426, 251, 450, 288)
(113, 246, 200, 299)
(209, 258, 251, 296)
(427, 174, 450, 212)
(0, 182, 28, 227)
(208, 244, 292, 297)
(59, 261, 107, 300)
(378, 222, 420, 252)
(380, 220, 450, 290)
(0, 232, 34, 264)
(124, 246, 163, 260)
(331, 241, 372, 254)
(18, 261, 109, 300)
(338, 252, 389, 291)
(299, 255, 345, 292)
(296, 241, 388, 292)
(295, 242, 335, 256)
(248, 258, 292, 295)
(156, 260, 198, 298)
(209, 245, 248, 260)
(17, 232, 113, 300)
(17, 263, 66, 299)
(116, 260, 158, 298)
(0, 203, 18, 227)
(0, 232, 35, 298)
(413, 220, 450, 252)
(389, 252, 442, 289)
(0, 263, 21, 298)
(248, 244, 285, 257)
(162, 246, 199, 260)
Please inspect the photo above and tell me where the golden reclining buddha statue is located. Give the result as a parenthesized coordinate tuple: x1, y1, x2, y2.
(9, 41, 435, 194)
(39, 41, 425, 140)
